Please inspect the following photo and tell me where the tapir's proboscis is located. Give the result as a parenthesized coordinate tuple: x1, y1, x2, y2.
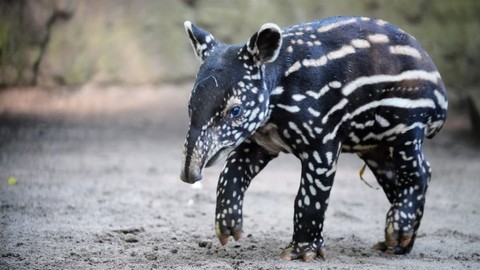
(180, 16, 447, 261)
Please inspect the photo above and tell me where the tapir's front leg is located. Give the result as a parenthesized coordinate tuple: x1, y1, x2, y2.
(281, 142, 341, 262)
(215, 139, 276, 245)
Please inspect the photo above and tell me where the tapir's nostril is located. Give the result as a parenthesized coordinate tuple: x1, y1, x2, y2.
(180, 169, 203, 184)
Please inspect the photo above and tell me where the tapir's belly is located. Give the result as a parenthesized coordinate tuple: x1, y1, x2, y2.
(251, 123, 292, 155)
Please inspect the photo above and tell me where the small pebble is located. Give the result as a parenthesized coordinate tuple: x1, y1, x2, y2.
(124, 234, 138, 243)
(198, 240, 212, 249)
(144, 251, 158, 261)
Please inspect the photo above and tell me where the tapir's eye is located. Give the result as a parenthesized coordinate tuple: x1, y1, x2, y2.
(229, 105, 243, 118)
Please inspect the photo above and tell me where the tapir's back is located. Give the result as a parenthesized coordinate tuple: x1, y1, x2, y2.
(269, 16, 447, 148)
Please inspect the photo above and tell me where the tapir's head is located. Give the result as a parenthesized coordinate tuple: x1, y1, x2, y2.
(180, 21, 283, 183)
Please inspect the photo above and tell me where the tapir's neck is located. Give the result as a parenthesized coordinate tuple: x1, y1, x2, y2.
(263, 58, 290, 94)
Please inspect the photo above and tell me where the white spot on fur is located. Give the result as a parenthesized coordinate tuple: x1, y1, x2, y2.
(304, 195, 310, 206)
(322, 98, 348, 124)
(271, 86, 284, 95)
(375, 114, 390, 127)
(342, 70, 441, 96)
(285, 61, 302, 76)
(307, 107, 321, 117)
(434, 89, 448, 110)
(326, 152, 333, 165)
(327, 45, 356, 60)
(277, 104, 301, 113)
(329, 81, 342, 88)
(368, 33, 390, 43)
(306, 84, 330, 99)
(314, 179, 331, 191)
(389, 45, 422, 59)
(292, 94, 306, 101)
(351, 39, 371, 49)
(317, 18, 357, 33)
(288, 121, 310, 145)
(313, 151, 322, 164)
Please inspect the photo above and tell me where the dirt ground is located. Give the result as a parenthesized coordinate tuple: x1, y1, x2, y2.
(1, 84, 479, 270)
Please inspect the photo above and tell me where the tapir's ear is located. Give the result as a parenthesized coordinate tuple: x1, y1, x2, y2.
(184, 21, 218, 61)
(246, 23, 283, 64)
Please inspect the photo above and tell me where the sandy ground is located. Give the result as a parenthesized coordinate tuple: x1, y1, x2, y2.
(1, 85, 479, 270)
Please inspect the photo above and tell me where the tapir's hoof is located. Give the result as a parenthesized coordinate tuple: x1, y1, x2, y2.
(373, 233, 415, 255)
(215, 223, 242, 246)
(280, 242, 326, 262)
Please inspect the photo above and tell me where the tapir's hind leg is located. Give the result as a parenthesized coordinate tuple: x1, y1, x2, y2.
(359, 131, 432, 254)
(358, 146, 397, 204)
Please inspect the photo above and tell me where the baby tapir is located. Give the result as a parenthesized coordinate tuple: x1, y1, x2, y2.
(180, 16, 447, 261)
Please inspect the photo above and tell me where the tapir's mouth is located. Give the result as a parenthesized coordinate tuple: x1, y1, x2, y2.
(205, 147, 231, 168)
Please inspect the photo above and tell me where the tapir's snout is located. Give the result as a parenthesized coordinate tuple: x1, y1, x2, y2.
(180, 125, 231, 184)
(180, 127, 209, 184)
(180, 167, 203, 184)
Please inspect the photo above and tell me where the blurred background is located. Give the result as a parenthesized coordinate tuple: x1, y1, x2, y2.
(2, 0, 479, 136)
(1, 0, 479, 101)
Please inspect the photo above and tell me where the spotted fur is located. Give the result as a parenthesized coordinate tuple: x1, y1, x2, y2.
(180, 16, 447, 261)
